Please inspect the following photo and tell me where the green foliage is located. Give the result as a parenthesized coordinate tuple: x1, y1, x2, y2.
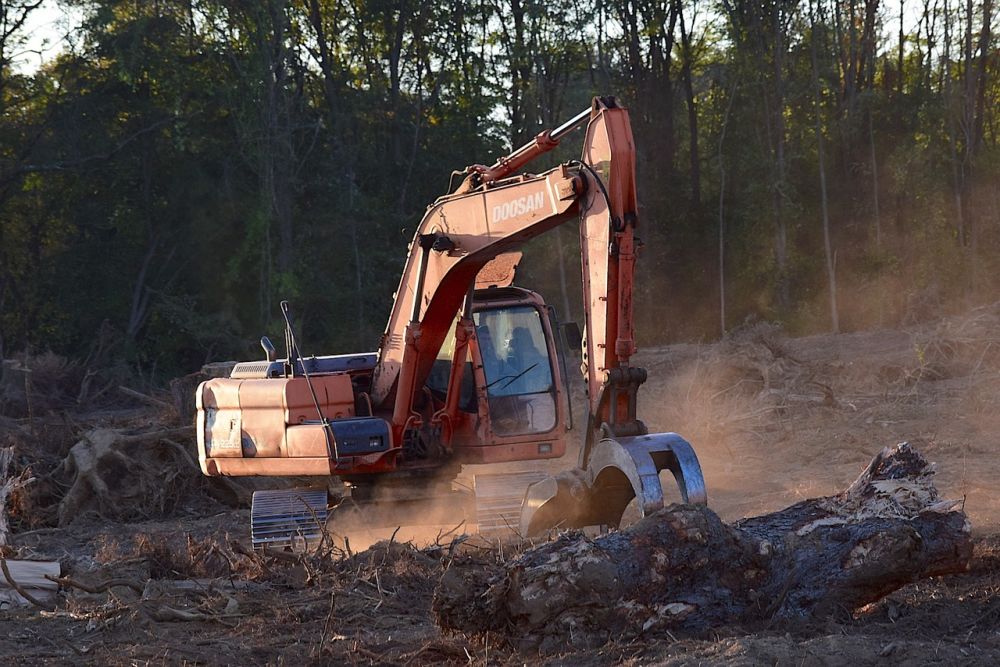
(0, 0, 998, 379)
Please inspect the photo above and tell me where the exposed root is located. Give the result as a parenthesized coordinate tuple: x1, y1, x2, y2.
(0, 447, 34, 544)
(56, 427, 196, 526)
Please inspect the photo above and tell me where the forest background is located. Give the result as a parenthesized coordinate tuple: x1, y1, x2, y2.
(1, 0, 997, 381)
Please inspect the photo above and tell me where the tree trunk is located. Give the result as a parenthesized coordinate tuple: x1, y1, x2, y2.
(869, 110, 881, 249)
(972, 0, 993, 154)
(717, 77, 738, 336)
(266, 0, 294, 274)
(771, 11, 790, 311)
(898, 0, 906, 98)
(678, 3, 701, 208)
(810, 0, 839, 333)
(943, 0, 968, 247)
(434, 443, 971, 653)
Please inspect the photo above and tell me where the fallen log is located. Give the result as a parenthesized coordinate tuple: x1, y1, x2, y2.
(118, 386, 172, 410)
(433, 443, 972, 653)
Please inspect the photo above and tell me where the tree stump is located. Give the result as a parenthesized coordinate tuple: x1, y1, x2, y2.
(55, 426, 248, 525)
(169, 371, 210, 423)
(433, 443, 972, 652)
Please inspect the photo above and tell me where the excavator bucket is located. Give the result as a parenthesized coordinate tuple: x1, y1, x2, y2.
(519, 433, 707, 537)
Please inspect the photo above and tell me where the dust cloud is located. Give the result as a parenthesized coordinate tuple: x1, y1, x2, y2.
(324, 299, 1000, 546)
(323, 479, 482, 553)
(633, 309, 1000, 531)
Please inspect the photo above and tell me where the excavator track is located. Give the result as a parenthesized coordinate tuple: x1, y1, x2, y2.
(250, 488, 329, 551)
(473, 470, 547, 536)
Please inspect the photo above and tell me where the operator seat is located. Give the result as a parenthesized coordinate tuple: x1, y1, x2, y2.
(504, 327, 547, 393)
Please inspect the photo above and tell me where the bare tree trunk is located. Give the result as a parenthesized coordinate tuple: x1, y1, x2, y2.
(869, 109, 885, 326)
(385, 0, 410, 166)
(502, 0, 533, 143)
(898, 0, 906, 97)
(266, 0, 294, 274)
(126, 236, 157, 341)
(810, 0, 839, 333)
(398, 47, 431, 214)
(718, 78, 738, 336)
(347, 174, 365, 348)
(944, 0, 968, 247)
(869, 111, 881, 249)
(972, 0, 993, 152)
(305, 0, 341, 124)
(772, 14, 791, 311)
(127, 132, 159, 342)
(678, 3, 701, 208)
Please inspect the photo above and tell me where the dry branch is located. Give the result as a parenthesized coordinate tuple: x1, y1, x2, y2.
(434, 443, 972, 653)
(117, 386, 172, 410)
(46, 574, 144, 595)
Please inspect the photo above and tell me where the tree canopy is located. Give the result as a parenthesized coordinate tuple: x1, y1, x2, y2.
(1, 0, 997, 378)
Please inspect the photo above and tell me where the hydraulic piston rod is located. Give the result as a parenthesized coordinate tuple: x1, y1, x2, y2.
(459, 106, 591, 189)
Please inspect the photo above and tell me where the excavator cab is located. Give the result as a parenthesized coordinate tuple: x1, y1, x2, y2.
(427, 286, 571, 462)
(476, 306, 556, 435)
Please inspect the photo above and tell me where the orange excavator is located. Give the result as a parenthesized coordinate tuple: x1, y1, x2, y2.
(195, 97, 706, 548)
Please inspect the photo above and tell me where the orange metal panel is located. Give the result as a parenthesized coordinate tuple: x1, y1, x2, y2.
(282, 374, 355, 424)
(285, 424, 331, 458)
(203, 456, 335, 476)
(237, 379, 288, 458)
(455, 438, 566, 465)
(580, 100, 639, 424)
(197, 379, 245, 460)
(197, 373, 356, 463)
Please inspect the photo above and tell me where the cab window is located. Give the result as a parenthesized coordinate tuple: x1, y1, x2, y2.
(473, 306, 556, 435)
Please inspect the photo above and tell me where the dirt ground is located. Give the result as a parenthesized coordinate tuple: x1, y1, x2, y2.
(3, 304, 1000, 665)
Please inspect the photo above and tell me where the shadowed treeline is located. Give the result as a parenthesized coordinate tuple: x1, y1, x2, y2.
(0, 0, 997, 379)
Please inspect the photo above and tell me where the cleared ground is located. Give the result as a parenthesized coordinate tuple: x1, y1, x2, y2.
(3, 304, 1000, 665)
